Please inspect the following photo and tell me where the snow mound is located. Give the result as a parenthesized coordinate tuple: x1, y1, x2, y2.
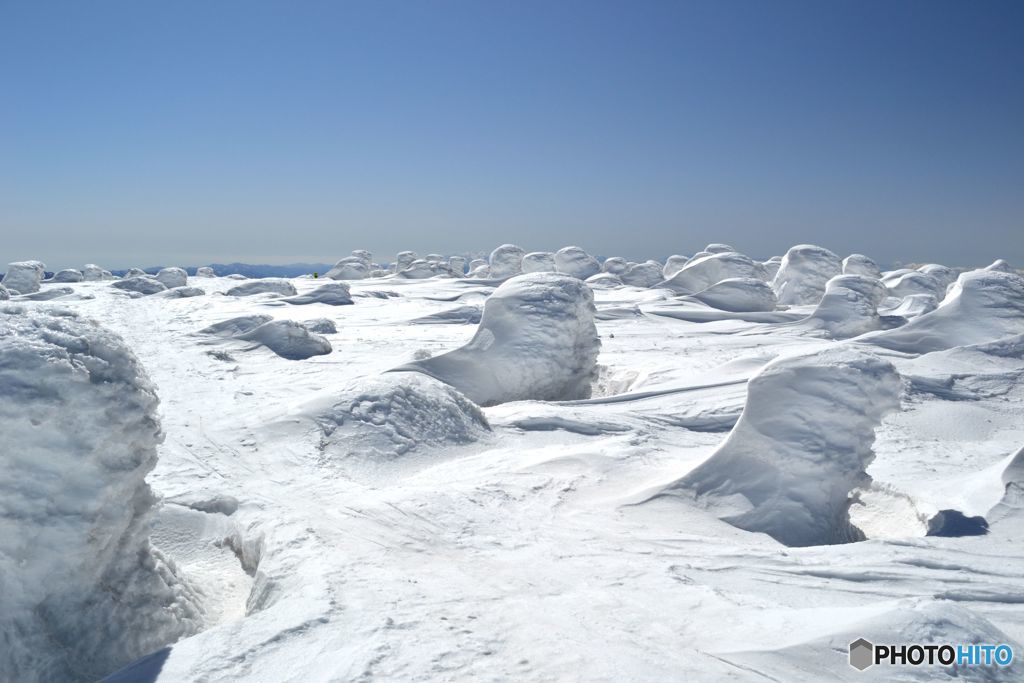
(885, 270, 941, 299)
(771, 244, 842, 305)
(324, 256, 369, 280)
(863, 269, 1024, 353)
(917, 263, 957, 290)
(312, 373, 490, 466)
(986, 258, 1015, 272)
(195, 266, 215, 277)
(0, 307, 200, 681)
(659, 347, 901, 546)
(704, 243, 735, 253)
(522, 251, 556, 273)
(662, 255, 690, 279)
(620, 261, 663, 287)
(111, 276, 167, 295)
(198, 314, 273, 337)
(657, 252, 767, 294)
(0, 285, 9, 300)
(601, 257, 628, 275)
(301, 318, 337, 334)
(226, 279, 297, 297)
(82, 264, 106, 281)
(489, 244, 526, 280)
(687, 277, 777, 312)
(52, 268, 84, 282)
(2, 260, 45, 294)
(237, 320, 333, 360)
(554, 245, 601, 280)
(808, 274, 888, 338)
(448, 256, 466, 275)
(155, 267, 188, 289)
(586, 273, 624, 288)
(394, 251, 418, 272)
(879, 293, 937, 319)
(841, 253, 881, 278)
(398, 259, 439, 279)
(394, 272, 600, 406)
(17, 286, 75, 301)
(155, 286, 205, 299)
(281, 282, 353, 306)
(411, 305, 482, 325)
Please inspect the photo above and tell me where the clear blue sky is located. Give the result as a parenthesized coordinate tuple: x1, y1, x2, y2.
(1, 0, 1022, 269)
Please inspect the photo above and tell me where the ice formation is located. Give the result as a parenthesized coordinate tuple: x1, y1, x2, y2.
(662, 254, 690, 279)
(521, 251, 556, 273)
(863, 269, 1024, 353)
(657, 252, 767, 294)
(601, 257, 629, 275)
(312, 373, 491, 466)
(226, 279, 298, 297)
(687, 277, 777, 312)
(620, 261, 663, 287)
(195, 266, 215, 277)
(82, 264, 106, 281)
(489, 244, 526, 280)
(111, 276, 168, 295)
(986, 258, 1014, 272)
(554, 245, 601, 280)
(807, 274, 888, 338)
(2, 260, 45, 294)
(394, 272, 600, 405)
(659, 347, 901, 546)
(155, 286, 205, 299)
(771, 244, 842, 306)
(0, 285, 9, 300)
(394, 251, 418, 272)
(124, 267, 147, 278)
(448, 256, 466, 275)
(281, 282, 354, 306)
(841, 254, 881, 279)
(0, 307, 200, 682)
(155, 267, 188, 289)
(237, 320, 333, 360)
(52, 268, 84, 282)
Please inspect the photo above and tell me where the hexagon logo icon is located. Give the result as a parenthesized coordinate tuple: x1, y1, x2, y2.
(849, 638, 874, 670)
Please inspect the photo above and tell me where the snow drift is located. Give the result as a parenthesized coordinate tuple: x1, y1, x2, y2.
(111, 276, 167, 295)
(198, 316, 332, 360)
(52, 268, 84, 283)
(841, 254, 881, 279)
(394, 272, 600, 406)
(863, 269, 1024, 353)
(2, 260, 45, 294)
(226, 279, 298, 297)
(657, 347, 901, 547)
(281, 282, 353, 306)
(771, 245, 842, 306)
(522, 251, 556, 273)
(686, 277, 777, 312)
(807, 274, 889, 338)
(489, 244, 526, 280)
(0, 306, 201, 682)
(554, 246, 601, 280)
(155, 267, 188, 289)
(656, 252, 767, 294)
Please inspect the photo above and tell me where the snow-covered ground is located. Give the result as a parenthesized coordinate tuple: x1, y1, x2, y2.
(2, 250, 1023, 682)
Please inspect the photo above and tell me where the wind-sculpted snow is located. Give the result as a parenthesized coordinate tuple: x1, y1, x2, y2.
(879, 292, 938, 319)
(771, 244, 842, 305)
(704, 243, 735, 254)
(82, 263, 107, 281)
(301, 318, 337, 334)
(601, 256, 629, 275)
(841, 253, 881, 279)
(489, 244, 526, 280)
(656, 251, 767, 294)
(986, 258, 1015, 273)
(686, 277, 777, 312)
(155, 286, 205, 298)
(620, 261, 663, 287)
(522, 251, 556, 273)
(325, 256, 369, 280)
(398, 259, 440, 279)
(885, 270, 942, 299)
(226, 278, 298, 297)
(17, 286, 76, 301)
(862, 269, 1024, 353)
(807, 274, 888, 338)
(0, 307, 200, 682)
(195, 266, 215, 277)
(659, 347, 901, 547)
(311, 373, 490, 467)
(394, 272, 600, 406)
(281, 282, 353, 306)
(52, 268, 84, 282)
(0, 284, 9, 300)
(662, 254, 690, 279)
(554, 245, 601, 280)
(2, 260, 45, 294)
(155, 267, 188, 289)
(917, 263, 957, 290)
(111, 275, 168, 295)
(198, 315, 331, 359)
(586, 272, 624, 288)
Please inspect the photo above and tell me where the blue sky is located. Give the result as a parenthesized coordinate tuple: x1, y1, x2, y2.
(1, 0, 1022, 269)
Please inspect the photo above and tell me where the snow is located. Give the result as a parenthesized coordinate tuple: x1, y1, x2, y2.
(280, 281, 353, 306)
(236, 319, 333, 360)
(82, 264, 107, 281)
(842, 253, 882, 278)
(52, 268, 84, 282)
(111, 275, 168, 295)
(488, 244, 526, 279)
(155, 267, 188, 289)
(656, 347, 901, 547)
(885, 270, 942, 299)
(155, 286, 205, 298)
(771, 244, 842, 305)
(325, 256, 370, 280)
(686, 277, 777, 312)
(553, 245, 601, 280)
(3, 251, 1024, 682)
(521, 251, 556, 273)
(395, 272, 600, 405)
(620, 260, 663, 287)
(226, 278, 298, 297)
(662, 254, 690, 278)
(0, 284, 9, 300)
(195, 266, 216, 277)
(657, 251, 768, 293)
(2, 260, 46, 294)
(0, 306, 201, 682)
(601, 256, 629, 274)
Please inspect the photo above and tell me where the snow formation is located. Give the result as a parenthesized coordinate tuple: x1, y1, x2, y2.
(521, 251, 556, 273)
(2, 260, 45, 294)
(489, 244, 526, 280)
(111, 276, 167, 295)
(281, 282, 354, 306)
(155, 267, 188, 289)
(687, 277, 777, 312)
(807, 274, 888, 338)
(553, 245, 601, 280)
(657, 251, 767, 294)
(226, 279, 298, 297)
(771, 245, 842, 305)
(0, 306, 200, 682)
(395, 272, 600, 405)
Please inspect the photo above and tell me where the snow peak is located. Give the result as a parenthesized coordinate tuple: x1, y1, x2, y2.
(848, 638, 1014, 670)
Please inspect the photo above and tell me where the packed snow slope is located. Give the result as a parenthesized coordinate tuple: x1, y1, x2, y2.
(1, 247, 1023, 682)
